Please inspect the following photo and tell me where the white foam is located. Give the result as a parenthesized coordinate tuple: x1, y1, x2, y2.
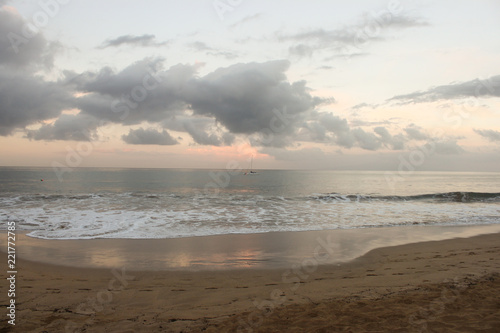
(1, 192, 499, 240)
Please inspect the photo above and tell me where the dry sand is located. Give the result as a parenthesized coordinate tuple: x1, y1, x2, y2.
(1, 232, 499, 332)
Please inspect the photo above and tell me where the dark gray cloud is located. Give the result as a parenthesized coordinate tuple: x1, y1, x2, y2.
(0, 70, 73, 136)
(73, 58, 194, 125)
(183, 120, 224, 146)
(99, 34, 168, 48)
(122, 128, 178, 145)
(0, 7, 57, 68)
(26, 114, 101, 141)
(183, 60, 326, 146)
(163, 116, 234, 146)
(0, 8, 71, 136)
(1, 34, 464, 156)
(388, 75, 500, 104)
(474, 129, 500, 142)
(65, 59, 326, 147)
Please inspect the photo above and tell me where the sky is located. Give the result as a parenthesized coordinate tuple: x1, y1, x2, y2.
(0, 0, 499, 171)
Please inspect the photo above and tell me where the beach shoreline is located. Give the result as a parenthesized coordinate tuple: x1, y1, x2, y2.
(1, 228, 499, 332)
(2, 224, 500, 271)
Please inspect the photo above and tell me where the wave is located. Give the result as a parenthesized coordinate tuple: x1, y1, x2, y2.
(310, 192, 500, 203)
(3, 191, 500, 205)
(2, 190, 499, 240)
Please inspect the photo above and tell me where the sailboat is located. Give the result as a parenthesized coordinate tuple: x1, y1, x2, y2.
(245, 155, 258, 175)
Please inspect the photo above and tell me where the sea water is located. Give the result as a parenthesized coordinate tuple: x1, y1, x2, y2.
(0, 167, 499, 240)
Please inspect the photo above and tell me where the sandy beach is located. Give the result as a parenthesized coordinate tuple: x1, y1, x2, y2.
(1, 228, 500, 332)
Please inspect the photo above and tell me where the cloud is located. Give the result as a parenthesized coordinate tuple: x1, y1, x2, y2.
(229, 13, 262, 29)
(73, 58, 195, 125)
(404, 124, 428, 140)
(432, 139, 465, 155)
(319, 113, 350, 133)
(289, 44, 314, 58)
(0, 70, 73, 136)
(98, 34, 168, 49)
(303, 113, 453, 152)
(302, 113, 405, 151)
(183, 121, 223, 146)
(183, 60, 326, 146)
(2, 42, 460, 156)
(166, 116, 235, 146)
(374, 126, 405, 150)
(389, 15, 429, 28)
(26, 114, 100, 141)
(282, 12, 429, 58)
(0, 7, 58, 68)
(63, 58, 326, 148)
(188, 41, 238, 59)
(351, 102, 378, 110)
(351, 128, 382, 150)
(0, 8, 71, 136)
(349, 119, 391, 127)
(122, 128, 178, 145)
(189, 41, 212, 51)
(474, 129, 500, 142)
(388, 75, 500, 104)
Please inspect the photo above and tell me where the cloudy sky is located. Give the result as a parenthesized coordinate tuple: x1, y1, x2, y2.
(1, 0, 499, 171)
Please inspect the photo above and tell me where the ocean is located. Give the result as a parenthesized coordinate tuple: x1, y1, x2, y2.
(1, 167, 499, 240)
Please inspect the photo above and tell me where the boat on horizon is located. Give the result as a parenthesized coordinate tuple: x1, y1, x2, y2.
(244, 155, 258, 175)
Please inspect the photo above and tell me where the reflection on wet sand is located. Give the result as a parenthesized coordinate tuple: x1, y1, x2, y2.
(3, 224, 500, 271)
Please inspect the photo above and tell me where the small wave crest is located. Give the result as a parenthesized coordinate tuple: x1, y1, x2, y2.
(310, 192, 500, 203)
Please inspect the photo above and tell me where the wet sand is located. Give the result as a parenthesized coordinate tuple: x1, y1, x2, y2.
(0, 227, 499, 332)
(5, 224, 500, 270)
